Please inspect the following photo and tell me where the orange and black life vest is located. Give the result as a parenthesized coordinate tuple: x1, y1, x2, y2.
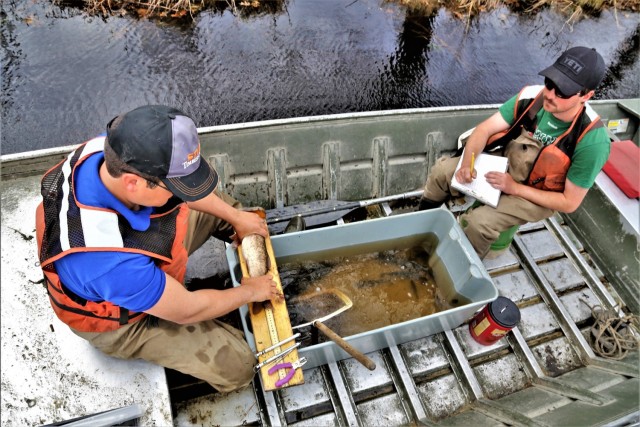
(486, 86, 604, 192)
(36, 137, 190, 332)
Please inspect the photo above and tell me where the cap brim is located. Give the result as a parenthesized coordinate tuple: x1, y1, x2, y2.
(539, 66, 583, 96)
(162, 159, 218, 202)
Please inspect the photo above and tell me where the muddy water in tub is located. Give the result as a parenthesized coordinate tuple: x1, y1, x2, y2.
(281, 241, 470, 339)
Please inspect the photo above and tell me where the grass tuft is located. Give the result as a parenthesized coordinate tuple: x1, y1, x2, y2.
(60, 0, 640, 21)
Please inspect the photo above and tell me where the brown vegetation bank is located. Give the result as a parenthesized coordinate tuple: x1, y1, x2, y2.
(58, 0, 640, 22)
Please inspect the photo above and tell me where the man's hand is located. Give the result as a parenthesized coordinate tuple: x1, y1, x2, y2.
(241, 274, 284, 302)
(455, 112, 510, 184)
(187, 192, 269, 241)
(455, 165, 477, 184)
(147, 271, 284, 325)
(229, 210, 269, 246)
(484, 172, 588, 213)
(485, 171, 518, 194)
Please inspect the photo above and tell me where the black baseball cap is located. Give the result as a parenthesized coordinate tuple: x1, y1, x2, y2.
(539, 46, 606, 96)
(106, 105, 218, 202)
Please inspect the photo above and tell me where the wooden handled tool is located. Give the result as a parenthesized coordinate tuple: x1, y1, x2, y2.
(314, 321, 376, 370)
(291, 289, 376, 371)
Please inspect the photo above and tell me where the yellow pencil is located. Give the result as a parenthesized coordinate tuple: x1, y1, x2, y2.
(470, 152, 475, 174)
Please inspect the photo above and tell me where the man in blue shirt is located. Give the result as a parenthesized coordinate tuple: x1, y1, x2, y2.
(37, 105, 281, 392)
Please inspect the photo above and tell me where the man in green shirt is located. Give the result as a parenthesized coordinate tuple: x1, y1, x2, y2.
(420, 46, 610, 259)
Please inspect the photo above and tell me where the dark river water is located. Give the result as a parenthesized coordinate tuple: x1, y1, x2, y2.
(1, 0, 639, 155)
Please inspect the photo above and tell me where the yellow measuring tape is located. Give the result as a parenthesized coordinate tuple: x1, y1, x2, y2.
(264, 301, 286, 381)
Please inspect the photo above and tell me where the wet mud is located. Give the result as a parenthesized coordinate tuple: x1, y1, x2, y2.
(282, 247, 456, 339)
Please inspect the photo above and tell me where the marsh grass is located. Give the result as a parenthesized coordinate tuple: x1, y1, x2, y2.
(393, 0, 638, 18)
(73, 0, 639, 20)
(78, 0, 281, 19)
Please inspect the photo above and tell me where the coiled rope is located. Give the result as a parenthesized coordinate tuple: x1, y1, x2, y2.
(581, 299, 639, 360)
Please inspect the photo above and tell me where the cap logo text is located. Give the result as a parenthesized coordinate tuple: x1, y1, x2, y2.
(561, 56, 584, 75)
(183, 146, 200, 169)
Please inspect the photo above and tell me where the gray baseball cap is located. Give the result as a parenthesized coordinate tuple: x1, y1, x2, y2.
(106, 105, 218, 201)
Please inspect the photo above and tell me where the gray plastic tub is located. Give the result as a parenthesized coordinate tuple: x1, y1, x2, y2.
(227, 208, 498, 369)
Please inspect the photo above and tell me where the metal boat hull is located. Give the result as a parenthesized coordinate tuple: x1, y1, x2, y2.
(2, 100, 638, 426)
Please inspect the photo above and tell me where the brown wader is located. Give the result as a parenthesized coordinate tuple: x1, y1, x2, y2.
(72, 189, 256, 393)
(423, 130, 554, 259)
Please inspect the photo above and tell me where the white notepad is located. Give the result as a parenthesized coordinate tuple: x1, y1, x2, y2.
(450, 152, 509, 208)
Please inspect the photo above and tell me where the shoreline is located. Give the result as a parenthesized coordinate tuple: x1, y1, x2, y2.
(73, 0, 640, 21)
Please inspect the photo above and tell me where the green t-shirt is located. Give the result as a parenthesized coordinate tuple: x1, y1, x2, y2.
(499, 92, 610, 189)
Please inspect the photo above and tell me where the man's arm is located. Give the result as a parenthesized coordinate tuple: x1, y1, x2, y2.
(456, 112, 511, 184)
(186, 191, 267, 240)
(485, 172, 588, 213)
(146, 272, 281, 324)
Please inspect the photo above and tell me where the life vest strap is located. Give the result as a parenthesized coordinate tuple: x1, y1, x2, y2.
(119, 308, 130, 325)
(60, 281, 90, 306)
(47, 285, 144, 325)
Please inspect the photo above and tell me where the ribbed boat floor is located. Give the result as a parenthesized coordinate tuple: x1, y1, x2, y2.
(169, 212, 639, 426)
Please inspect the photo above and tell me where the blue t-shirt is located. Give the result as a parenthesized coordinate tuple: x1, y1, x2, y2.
(53, 153, 166, 312)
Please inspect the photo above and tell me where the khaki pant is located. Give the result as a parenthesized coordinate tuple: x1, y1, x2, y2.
(423, 132, 554, 258)
(73, 189, 257, 393)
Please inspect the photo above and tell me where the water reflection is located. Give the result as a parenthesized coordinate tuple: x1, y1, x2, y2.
(0, 0, 638, 155)
(371, 8, 435, 109)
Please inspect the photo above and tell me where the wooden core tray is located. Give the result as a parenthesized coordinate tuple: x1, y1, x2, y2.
(237, 231, 304, 391)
